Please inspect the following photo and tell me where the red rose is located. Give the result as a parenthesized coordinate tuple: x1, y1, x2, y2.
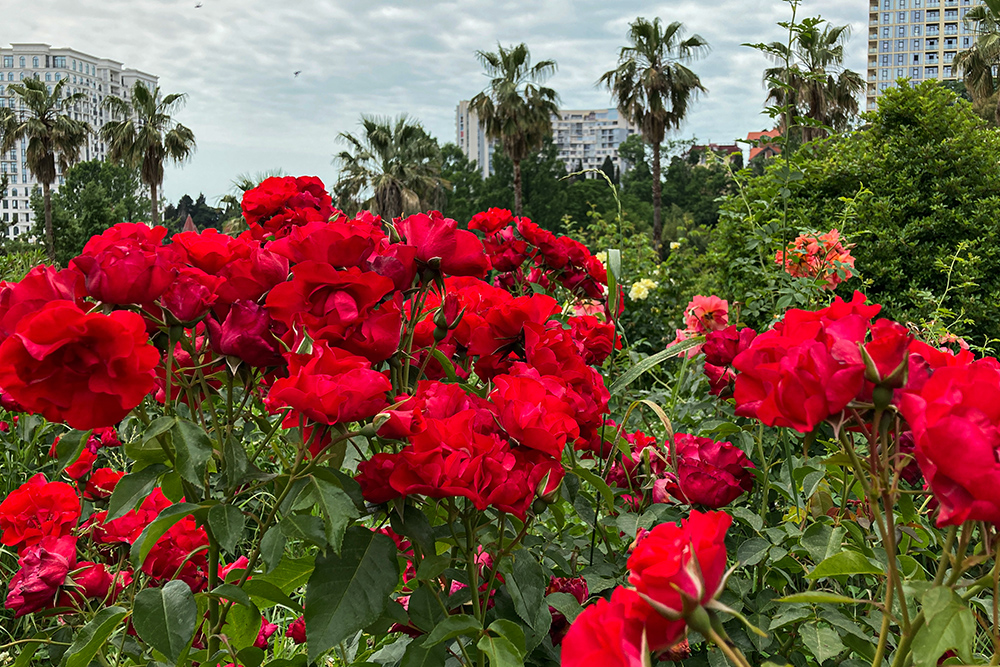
(469, 208, 515, 236)
(490, 373, 579, 459)
(732, 293, 876, 432)
(160, 268, 224, 323)
(355, 453, 401, 504)
(0, 301, 159, 430)
(864, 319, 912, 386)
(170, 228, 249, 274)
(89, 487, 171, 545)
(266, 262, 395, 344)
(657, 434, 755, 509)
(286, 616, 307, 644)
(214, 242, 289, 305)
(70, 561, 113, 600)
(0, 265, 86, 341)
(396, 211, 490, 278)
(897, 358, 1000, 525)
(255, 618, 279, 648)
(267, 220, 385, 267)
(242, 176, 335, 240)
(703, 326, 757, 368)
(70, 223, 176, 305)
(64, 448, 97, 481)
(483, 227, 531, 273)
(265, 341, 391, 427)
(0, 474, 80, 553)
(84, 468, 125, 500)
(568, 315, 619, 365)
(142, 515, 209, 590)
(561, 586, 684, 667)
(627, 510, 731, 618)
(206, 300, 285, 367)
(5, 535, 77, 617)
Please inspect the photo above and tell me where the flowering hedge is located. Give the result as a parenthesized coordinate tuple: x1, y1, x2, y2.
(0, 176, 996, 667)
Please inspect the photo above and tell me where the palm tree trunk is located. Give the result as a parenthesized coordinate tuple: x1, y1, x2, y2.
(42, 182, 54, 263)
(513, 159, 523, 217)
(651, 141, 663, 256)
(150, 181, 159, 227)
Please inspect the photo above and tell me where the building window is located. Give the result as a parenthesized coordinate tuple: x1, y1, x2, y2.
(883, 12, 891, 23)
(44, 73, 50, 81)
(2, 57, 10, 68)
(899, 11, 906, 20)
(18, 57, 24, 68)
(32, 57, 38, 68)
(883, 26, 891, 37)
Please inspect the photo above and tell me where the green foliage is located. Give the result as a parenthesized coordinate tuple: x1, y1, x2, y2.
(163, 192, 223, 232)
(709, 81, 1000, 344)
(26, 160, 147, 264)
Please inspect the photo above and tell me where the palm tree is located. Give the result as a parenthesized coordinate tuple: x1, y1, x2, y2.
(762, 18, 865, 142)
(0, 78, 89, 261)
(600, 18, 708, 254)
(470, 43, 559, 217)
(955, 0, 1000, 125)
(100, 82, 196, 227)
(333, 114, 444, 220)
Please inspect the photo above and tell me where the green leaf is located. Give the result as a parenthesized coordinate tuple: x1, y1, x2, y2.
(126, 416, 175, 464)
(415, 553, 449, 581)
(912, 587, 975, 667)
(477, 620, 525, 667)
(423, 614, 482, 647)
(737, 537, 771, 566)
(731, 506, 763, 533)
(800, 623, 845, 664)
(55, 430, 91, 473)
(389, 504, 435, 556)
(502, 552, 549, 634)
(171, 419, 214, 490)
(223, 436, 251, 492)
(132, 580, 197, 663)
(243, 579, 303, 613)
(310, 473, 360, 554)
(574, 466, 614, 512)
(61, 606, 127, 667)
(236, 647, 265, 667)
(800, 524, 846, 565)
(130, 503, 202, 568)
(13, 641, 41, 667)
(399, 642, 449, 667)
(208, 583, 254, 609)
(407, 585, 445, 633)
(223, 601, 263, 651)
(806, 550, 883, 579)
(256, 555, 314, 595)
(546, 592, 584, 623)
(609, 338, 703, 395)
(260, 526, 286, 574)
(208, 504, 245, 555)
(304, 526, 400, 663)
(106, 464, 166, 521)
(777, 592, 866, 605)
(280, 514, 328, 548)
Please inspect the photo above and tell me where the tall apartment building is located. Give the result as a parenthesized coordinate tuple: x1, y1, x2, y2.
(456, 100, 494, 179)
(867, 0, 982, 111)
(455, 102, 638, 178)
(0, 43, 157, 238)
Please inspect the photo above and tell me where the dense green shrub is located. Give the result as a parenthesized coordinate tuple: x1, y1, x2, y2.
(708, 81, 1000, 346)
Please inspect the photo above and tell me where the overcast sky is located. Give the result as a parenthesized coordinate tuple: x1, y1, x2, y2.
(9, 0, 866, 204)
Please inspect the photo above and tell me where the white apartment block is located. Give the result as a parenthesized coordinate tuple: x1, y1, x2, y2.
(867, 0, 982, 110)
(455, 102, 638, 178)
(0, 43, 157, 238)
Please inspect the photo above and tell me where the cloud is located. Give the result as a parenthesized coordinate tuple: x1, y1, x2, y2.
(6, 0, 867, 203)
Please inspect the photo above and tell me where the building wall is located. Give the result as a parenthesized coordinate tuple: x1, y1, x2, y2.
(867, 0, 982, 110)
(0, 43, 157, 238)
(455, 103, 638, 178)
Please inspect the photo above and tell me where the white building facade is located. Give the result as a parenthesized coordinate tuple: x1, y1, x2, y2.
(867, 0, 983, 110)
(0, 43, 157, 238)
(455, 102, 638, 178)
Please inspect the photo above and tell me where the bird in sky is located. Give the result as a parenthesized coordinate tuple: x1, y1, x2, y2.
(195, 2, 203, 7)
(294, 71, 302, 77)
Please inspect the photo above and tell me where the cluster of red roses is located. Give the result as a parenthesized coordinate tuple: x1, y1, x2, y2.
(606, 426, 755, 510)
(774, 228, 856, 289)
(562, 511, 732, 666)
(470, 207, 608, 302)
(354, 288, 616, 518)
(696, 290, 1000, 528)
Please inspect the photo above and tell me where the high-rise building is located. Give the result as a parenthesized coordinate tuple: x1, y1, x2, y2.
(455, 100, 494, 180)
(455, 102, 638, 178)
(0, 43, 157, 238)
(867, 0, 982, 111)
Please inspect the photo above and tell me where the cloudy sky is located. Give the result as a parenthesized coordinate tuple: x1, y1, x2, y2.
(10, 0, 866, 204)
